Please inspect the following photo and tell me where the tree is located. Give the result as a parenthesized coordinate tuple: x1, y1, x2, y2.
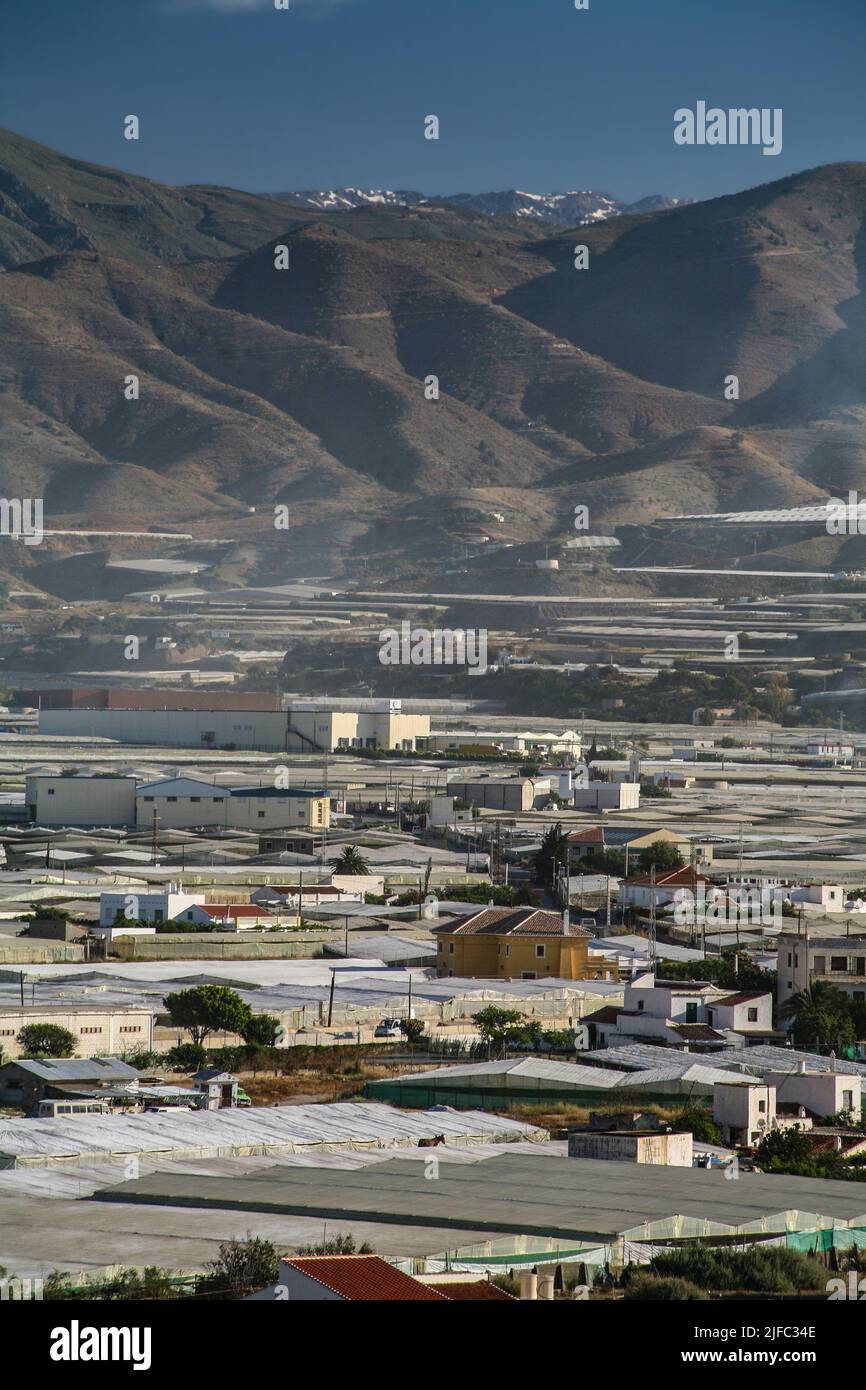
(670, 1108, 722, 1145)
(400, 1017, 426, 1044)
(200, 1236, 280, 1298)
(754, 1126, 818, 1174)
(780, 981, 856, 1051)
(636, 840, 684, 873)
(163, 985, 253, 1047)
(165, 1042, 207, 1072)
(17, 1023, 76, 1058)
(331, 845, 370, 875)
(474, 1006, 540, 1056)
(242, 1013, 282, 1047)
(534, 823, 566, 885)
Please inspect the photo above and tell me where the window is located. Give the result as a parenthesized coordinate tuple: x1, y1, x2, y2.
(685, 1002, 698, 1023)
(851, 957, 866, 976)
(47, 787, 55, 795)
(814, 956, 826, 975)
(448, 942, 454, 954)
(843, 1090, 854, 1111)
(758, 1100, 766, 1113)
(831, 956, 847, 972)
(637, 999, 644, 1011)
(535, 944, 545, 959)
(191, 797, 200, 803)
(747, 1007, 758, 1022)
(258, 811, 266, 818)
(522, 971, 537, 980)
(167, 796, 177, 803)
(143, 796, 154, 802)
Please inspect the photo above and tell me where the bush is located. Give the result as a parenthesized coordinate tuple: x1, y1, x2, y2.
(164, 1042, 207, 1072)
(669, 1108, 723, 1145)
(296, 1234, 373, 1256)
(647, 1245, 826, 1294)
(625, 1274, 708, 1300)
(198, 1236, 280, 1298)
(17, 1023, 76, 1058)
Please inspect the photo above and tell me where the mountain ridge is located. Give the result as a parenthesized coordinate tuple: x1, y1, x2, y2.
(264, 186, 691, 224)
(1, 126, 864, 598)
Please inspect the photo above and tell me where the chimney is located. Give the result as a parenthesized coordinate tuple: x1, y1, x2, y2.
(519, 1273, 538, 1300)
(798, 1059, 806, 1074)
(537, 1275, 555, 1301)
(562, 909, 571, 937)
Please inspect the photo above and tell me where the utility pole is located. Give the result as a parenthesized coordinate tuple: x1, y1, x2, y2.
(151, 808, 160, 867)
(327, 968, 336, 1027)
(649, 863, 657, 967)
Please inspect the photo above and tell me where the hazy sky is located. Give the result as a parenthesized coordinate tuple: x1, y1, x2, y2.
(2, 0, 864, 201)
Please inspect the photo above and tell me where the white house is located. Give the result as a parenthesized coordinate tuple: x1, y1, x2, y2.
(763, 1065, 861, 1120)
(786, 883, 847, 913)
(619, 868, 721, 912)
(99, 889, 206, 927)
(713, 1081, 777, 1147)
(590, 972, 774, 1049)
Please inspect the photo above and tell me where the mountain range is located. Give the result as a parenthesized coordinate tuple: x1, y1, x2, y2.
(1, 126, 865, 598)
(266, 187, 690, 224)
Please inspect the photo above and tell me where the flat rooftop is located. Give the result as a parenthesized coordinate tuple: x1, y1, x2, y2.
(95, 1150, 866, 1243)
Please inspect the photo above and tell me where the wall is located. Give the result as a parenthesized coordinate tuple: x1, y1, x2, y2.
(764, 1070, 861, 1118)
(572, 783, 640, 811)
(227, 794, 329, 831)
(713, 1083, 776, 1143)
(40, 708, 290, 751)
(25, 775, 137, 827)
(447, 780, 532, 812)
(567, 1131, 693, 1166)
(0, 1008, 153, 1059)
(437, 932, 593, 981)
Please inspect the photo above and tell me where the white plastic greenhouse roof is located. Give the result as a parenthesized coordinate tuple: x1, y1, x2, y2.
(0, 1101, 544, 1167)
(384, 1058, 629, 1087)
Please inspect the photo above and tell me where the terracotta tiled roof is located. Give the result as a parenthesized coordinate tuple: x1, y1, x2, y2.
(667, 1024, 727, 1041)
(622, 868, 714, 889)
(281, 1255, 447, 1301)
(199, 904, 271, 918)
(427, 1281, 516, 1300)
(566, 827, 605, 844)
(433, 907, 590, 939)
(715, 991, 769, 1007)
(581, 1005, 623, 1025)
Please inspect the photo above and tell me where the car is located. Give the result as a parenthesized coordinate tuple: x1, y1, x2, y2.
(374, 1019, 403, 1039)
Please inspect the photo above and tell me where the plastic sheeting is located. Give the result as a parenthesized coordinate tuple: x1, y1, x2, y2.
(0, 1101, 545, 1169)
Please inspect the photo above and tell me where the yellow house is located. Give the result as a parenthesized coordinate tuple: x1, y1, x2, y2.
(434, 907, 616, 982)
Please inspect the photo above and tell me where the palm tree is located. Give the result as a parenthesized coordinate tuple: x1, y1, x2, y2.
(780, 981, 853, 1050)
(331, 845, 370, 875)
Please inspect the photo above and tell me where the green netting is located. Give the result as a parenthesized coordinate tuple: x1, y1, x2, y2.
(787, 1227, 866, 1252)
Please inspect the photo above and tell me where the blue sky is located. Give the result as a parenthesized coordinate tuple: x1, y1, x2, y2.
(1, 0, 864, 201)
